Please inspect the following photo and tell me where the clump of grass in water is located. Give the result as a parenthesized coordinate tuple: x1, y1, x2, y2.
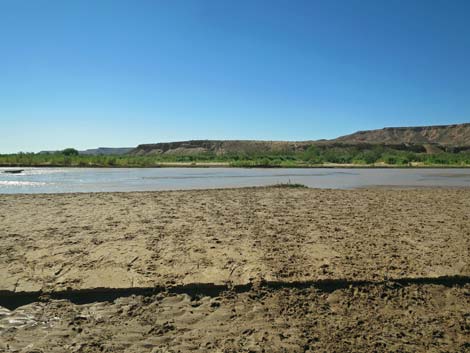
(274, 180, 308, 188)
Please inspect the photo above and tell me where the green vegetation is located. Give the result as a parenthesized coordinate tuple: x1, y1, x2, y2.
(61, 148, 79, 156)
(1, 144, 470, 167)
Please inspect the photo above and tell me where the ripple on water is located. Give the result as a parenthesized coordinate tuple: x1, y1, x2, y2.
(0, 181, 49, 187)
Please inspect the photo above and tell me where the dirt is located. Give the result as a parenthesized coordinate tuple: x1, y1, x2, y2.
(1, 187, 470, 352)
(1, 284, 470, 352)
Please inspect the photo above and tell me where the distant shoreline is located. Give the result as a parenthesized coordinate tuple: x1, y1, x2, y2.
(1, 162, 470, 169)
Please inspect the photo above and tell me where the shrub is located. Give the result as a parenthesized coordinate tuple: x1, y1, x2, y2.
(61, 148, 79, 156)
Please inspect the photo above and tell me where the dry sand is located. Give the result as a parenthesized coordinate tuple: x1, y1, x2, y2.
(1, 187, 470, 352)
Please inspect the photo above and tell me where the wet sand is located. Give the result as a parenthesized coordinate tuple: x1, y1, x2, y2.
(2, 284, 470, 353)
(1, 187, 470, 351)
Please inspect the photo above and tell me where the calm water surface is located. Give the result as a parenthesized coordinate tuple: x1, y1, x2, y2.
(1, 167, 470, 194)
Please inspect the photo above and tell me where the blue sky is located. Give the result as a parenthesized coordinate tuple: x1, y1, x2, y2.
(1, 0, 470, 152)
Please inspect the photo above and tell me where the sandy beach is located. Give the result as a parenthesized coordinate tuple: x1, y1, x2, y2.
(1, 187, 470, 352)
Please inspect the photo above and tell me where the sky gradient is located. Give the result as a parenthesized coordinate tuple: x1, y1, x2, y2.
(1, 0, 470, 153)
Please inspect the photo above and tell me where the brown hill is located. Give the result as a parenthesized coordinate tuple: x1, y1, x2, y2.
(129, 123, 470, 156)
(334, 123, 470, 147)
(129, 140, 315, 156)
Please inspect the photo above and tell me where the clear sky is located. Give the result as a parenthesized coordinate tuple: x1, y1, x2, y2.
(1, 0, 470, 153)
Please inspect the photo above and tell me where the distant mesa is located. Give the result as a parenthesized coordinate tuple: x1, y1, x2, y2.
(129, 140, 316, 156)
(35, 123, 470, 156)
(333, 123, 470, 147)
(79, 147, 134, 156)
(38, 147, 133, 156)
(130, 123, 470, 156)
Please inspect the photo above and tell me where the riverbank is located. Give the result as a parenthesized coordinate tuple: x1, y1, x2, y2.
(2, 161, 470, 168)
(3, 144, 470, 168)
(1, 187, 469, 351)
(2, 283, 469, 352)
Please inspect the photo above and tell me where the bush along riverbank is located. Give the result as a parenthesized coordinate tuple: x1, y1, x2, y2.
(2, 145, 470, 167)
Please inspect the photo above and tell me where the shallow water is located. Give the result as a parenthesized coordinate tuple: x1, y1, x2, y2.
(0, 167, 470, 194)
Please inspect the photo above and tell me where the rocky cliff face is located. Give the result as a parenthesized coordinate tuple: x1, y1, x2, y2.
(334, 123, 470, 147)
(129, 140, 313, 155)
(129, 123, 470, 156)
